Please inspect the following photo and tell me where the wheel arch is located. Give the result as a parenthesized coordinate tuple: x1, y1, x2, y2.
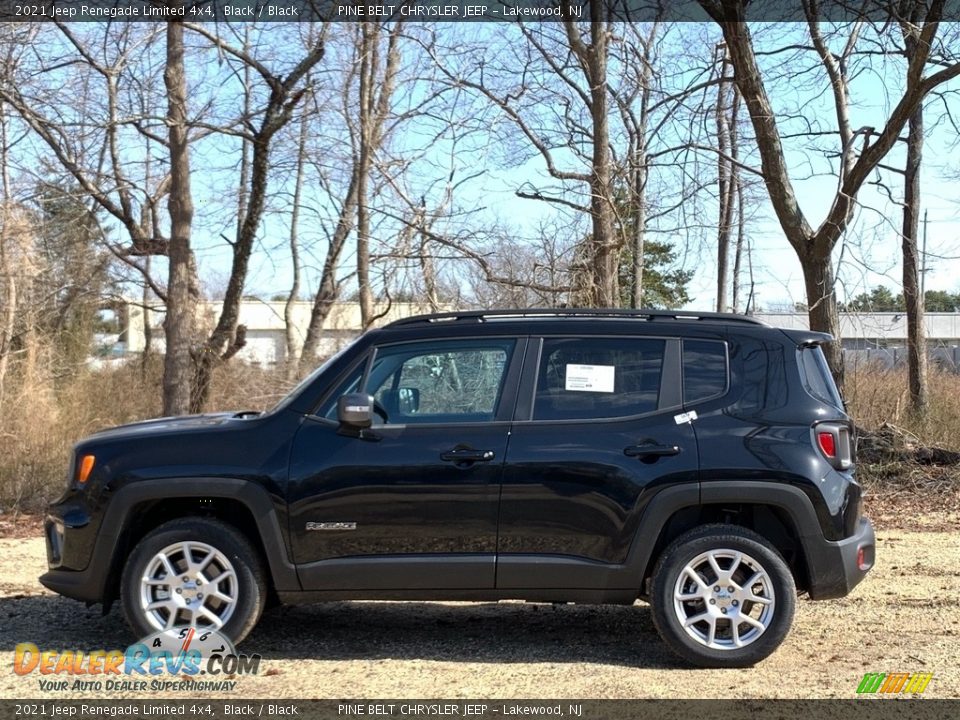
(97, 478, 299, 610)
(628, 482, 823, 597)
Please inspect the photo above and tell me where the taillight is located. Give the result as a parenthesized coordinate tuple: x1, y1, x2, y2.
(76, 455, 95, 484)
(817, 432, 836, 458)
(814, 423, 852, 470)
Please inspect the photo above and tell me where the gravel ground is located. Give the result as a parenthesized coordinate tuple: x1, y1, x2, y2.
(0, 517, 957, 700)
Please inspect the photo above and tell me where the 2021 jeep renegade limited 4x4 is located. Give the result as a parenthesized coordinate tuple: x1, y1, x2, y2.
(41, 309, 875, 667)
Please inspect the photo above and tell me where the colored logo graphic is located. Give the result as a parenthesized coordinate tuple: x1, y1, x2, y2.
(14, 628, 260, 690)
(856, 672, 933, 695)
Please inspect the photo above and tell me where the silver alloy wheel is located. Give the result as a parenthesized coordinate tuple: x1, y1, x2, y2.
(672, 548, 776, 650)
(138, 541, 238, 632)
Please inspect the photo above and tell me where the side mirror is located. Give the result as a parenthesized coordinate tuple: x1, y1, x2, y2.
(398, 387, 420, 414)
(337, 393, 374, 429)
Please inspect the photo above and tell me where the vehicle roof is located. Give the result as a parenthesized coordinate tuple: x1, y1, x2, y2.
(383, 308, 770, 329)
(367, 308, 837, 345)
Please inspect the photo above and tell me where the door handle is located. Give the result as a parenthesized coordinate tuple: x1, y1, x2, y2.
(440, 448, 495, 463)
(624, 443, 681, 460)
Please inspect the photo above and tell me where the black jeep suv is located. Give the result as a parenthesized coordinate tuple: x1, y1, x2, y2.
(41, 309, 874, 667)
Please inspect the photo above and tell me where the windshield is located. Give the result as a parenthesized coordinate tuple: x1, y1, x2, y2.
(268, 338, 361, 415)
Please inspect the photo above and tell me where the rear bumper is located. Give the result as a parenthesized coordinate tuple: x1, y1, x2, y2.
(804, 517, 876, 600)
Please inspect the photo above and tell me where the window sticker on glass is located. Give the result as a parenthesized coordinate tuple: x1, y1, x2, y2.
(565, 364, 615, 393)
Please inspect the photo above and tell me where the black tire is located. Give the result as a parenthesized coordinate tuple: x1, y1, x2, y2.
(120, 517, 267, 645)
(650, 524, 796, 668)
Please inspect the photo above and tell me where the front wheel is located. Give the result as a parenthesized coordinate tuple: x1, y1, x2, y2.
(120, 517, 266, 645)
(650, 524, 796, 668)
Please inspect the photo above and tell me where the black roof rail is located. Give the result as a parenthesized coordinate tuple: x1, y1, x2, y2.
(384, 308, 768, 328)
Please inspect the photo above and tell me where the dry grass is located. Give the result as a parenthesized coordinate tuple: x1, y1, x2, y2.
(845, 364, 960, 448)
(2, 363, 959, 514)
(845, 366, 960, 515)
(0, 357, 295, 512)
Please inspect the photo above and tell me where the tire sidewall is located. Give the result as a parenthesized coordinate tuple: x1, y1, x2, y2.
(120, 518, 265, 645)
(651, 526, 796, 668)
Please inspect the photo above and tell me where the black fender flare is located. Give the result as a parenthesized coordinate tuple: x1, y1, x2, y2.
(83, 478, 299, 601)
(622, 481, 825, 588)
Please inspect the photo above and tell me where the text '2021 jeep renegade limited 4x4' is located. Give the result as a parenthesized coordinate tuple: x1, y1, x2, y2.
(41, 309, 875, 667)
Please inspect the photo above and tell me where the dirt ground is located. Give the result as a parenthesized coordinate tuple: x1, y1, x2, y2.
(0, 510, 957, 700)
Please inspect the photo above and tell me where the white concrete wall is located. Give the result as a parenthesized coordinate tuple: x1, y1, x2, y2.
(754, 312, 960, 343)
(123, 301, 444, 364)
(124, 307, 960, 365)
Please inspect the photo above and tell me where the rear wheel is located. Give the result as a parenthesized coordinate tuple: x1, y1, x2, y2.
(650, 524, 796, 667)
(120, 517, 266, 645)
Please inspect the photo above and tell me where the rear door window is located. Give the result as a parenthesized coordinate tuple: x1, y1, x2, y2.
(683, 340, 728, 403)
(533, 337, 665, 421)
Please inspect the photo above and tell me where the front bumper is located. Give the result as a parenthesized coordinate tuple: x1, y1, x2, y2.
(39, 566, 106, 604)
(804, 517, 876, 600)
(40, 505, 113, 604)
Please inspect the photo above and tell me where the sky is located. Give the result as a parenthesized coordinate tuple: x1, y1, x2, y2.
(17, 21, 959, 315)
(222, 20, 960, 314)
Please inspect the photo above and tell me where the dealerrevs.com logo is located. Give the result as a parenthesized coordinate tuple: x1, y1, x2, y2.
(14, 628, 261, 692)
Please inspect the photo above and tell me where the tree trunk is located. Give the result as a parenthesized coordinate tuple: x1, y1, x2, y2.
(236, 27, 252, 242)
(0, 226, 14, 409)
(731, 172, 745, 312)
(902, 104, 927, 412)
(187, 32, 324, 412)
(628, 22, 658, 310)
(0, 104, 13, 408)
(802, 252, 843, 387)
(140, 255, 153, 380)
(356, 22, 376, 329)
(419, 216, 441, 313)
(631, 156, 647, 309)
(705, 6, 960, 383)
(299, 170, 360, 372)
(284, 99, 310, 379)
(352, 22, 401, 329)
(162, 19, 196, 417)
(586, 14, 616, 307)
(715, 50, 732, 313)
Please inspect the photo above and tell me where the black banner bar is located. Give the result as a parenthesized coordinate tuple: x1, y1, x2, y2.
(2, 0, 960, 23)
(4, 700, 960, 720)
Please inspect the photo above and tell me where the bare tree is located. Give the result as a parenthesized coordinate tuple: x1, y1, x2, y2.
(572, 8, 617, 306)
(297, 167, 359, 371)
(184, 24, 325, 411)
(698, 0, 960, 381)
(283, 90, 311, 379)
(355, 21, 403, 329)
(899, 4, 930, 412)
(298, 21, 428, 369)
(0, 27, 33, 407)
(617, 22, 661, 309)
(162, 19, 197, 416)
(427, 12, 621, 306)
(610, 22, 732, 310)
(465, 227, 576, 309)
(713, 42, 741, 312)
(0, 24, 185, 412)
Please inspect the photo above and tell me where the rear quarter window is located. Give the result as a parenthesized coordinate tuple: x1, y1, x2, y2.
(799, 346, 843, 409)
